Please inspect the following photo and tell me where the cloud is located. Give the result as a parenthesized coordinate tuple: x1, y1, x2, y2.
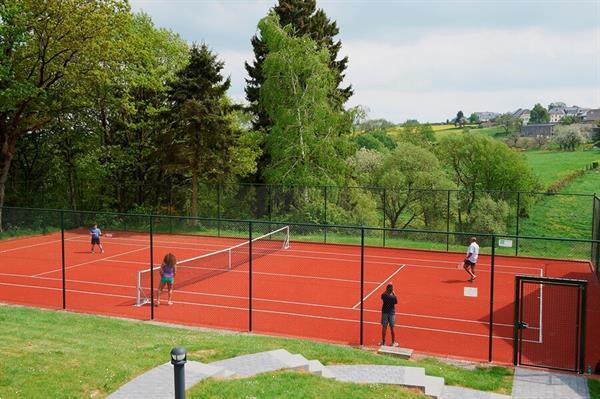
(341, 27, 600, 121)
(129, 1, 600, 122)
(351, 87, 600, 123)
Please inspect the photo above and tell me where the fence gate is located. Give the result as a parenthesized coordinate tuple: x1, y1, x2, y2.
(513, 276, 587, 373)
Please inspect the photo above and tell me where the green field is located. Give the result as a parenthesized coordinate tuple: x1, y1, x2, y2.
(524, 149, 600, 188)
(0, 305, 513, 398)
(519, 169, 600, 239)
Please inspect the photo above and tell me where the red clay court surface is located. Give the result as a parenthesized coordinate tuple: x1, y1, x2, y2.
(0, 229, 598, 366)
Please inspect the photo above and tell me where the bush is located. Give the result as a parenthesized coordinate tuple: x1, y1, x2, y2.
(552, 128, 583, 151)
(468, 195, 509, 234)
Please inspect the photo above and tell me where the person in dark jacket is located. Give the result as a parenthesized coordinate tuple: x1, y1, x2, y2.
(380, 283, 398, 346)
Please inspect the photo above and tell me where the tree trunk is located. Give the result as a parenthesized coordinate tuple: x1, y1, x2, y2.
(191, 168, 198, 218)
(0, 130, 18, 232)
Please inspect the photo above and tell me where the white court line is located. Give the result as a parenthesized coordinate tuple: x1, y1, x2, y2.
(32, 246, 150, 277)
(0, 236, 80, 254)
(352, 265, 405, 309)
(0, 279, 538, 342)
(48, 235, 544, 272)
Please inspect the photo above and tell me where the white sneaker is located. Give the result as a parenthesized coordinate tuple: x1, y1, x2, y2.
(392, 342, 399, 347)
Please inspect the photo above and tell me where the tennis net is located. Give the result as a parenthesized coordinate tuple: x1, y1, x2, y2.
(135, 226, 290, 306)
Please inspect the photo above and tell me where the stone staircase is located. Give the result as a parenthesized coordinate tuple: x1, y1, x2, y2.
(108, 349, 511, 399)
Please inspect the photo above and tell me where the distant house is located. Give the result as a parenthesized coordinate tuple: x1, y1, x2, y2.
(473, 112, 499, 122)
(520, 123, 554, 137)
(512, 108, 531, 125)
(549, 107, 565, 123)
(583, 109, 600, 124)
(564, 106, 580, 116)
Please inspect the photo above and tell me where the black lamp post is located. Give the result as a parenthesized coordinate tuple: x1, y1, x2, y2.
(170, 347, 187, 399)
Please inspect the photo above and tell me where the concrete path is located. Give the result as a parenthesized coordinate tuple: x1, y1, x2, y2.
(512, 367, 589, 399)
(107, 349, 590, 399)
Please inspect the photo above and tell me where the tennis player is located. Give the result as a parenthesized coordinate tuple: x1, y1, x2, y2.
(89, 224, 104, 254)
(156, 253, 177, 306)
(380, 283, 398, 347)
(463, 237, 479, 282)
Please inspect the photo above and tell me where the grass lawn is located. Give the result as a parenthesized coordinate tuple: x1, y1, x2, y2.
(589, 378, 600, 399)
(524, 149, 600, 189)
(519, 169, 600, 239)
(0, 305, 513, 398)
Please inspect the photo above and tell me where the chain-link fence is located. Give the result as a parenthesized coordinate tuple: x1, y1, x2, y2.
(1, 206, 598, 364)
(6, 181, 597, 240)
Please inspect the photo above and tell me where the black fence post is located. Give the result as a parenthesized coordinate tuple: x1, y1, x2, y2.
(268, 185, 272, 222)
(249, 221, 253, 332)
(591, 194, 596, 265)
(217, 184, 222, 237)
(579, 283, 587, 374)
(515, 192, 521, 256)
(360, 228, 365, 346)
(382, 189, 387, 247)
(513, 277, 521, 366)
(324, 186, 328, 243)
(446, 190, 450, 251)
(150, 215, 155, 319)
(61, 210, 66, 310)
(488, 235, 496, 362)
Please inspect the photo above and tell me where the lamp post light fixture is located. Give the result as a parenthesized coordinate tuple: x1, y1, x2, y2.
(170, 347, 187, 399)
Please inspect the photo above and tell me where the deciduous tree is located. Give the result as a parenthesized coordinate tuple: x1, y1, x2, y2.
(0, 0, 130, 228)
(259, 14, 353, 188)
(530, 103, 550, 124)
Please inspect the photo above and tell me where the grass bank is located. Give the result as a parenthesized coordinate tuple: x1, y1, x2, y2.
(524, 149, 600, 189)
(519, 169, 600, 239)
(0, 305, 513, 398)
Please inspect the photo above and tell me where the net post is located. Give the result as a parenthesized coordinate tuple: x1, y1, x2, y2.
(136, 271, 141, 306)
(249, 221, 253, 332)
(150, 215, 154, 319)
(360, 228, 365, 347)
(61, 210, 66, 310)
(488, 234, 496, 362)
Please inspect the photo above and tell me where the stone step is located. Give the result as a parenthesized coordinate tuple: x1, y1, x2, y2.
(441, 385, 512, 399)
(270, 350, 310, 371)
(107, 360, 227, 399)
(308, 360, 335, 378)
(422, 375, 445, 398)
(326, 365, 445, 398)
(208, 349, 302, 378)
(378, 345, 414, 359)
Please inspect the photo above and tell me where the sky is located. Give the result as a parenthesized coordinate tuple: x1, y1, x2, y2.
(129, 0, 600, 123)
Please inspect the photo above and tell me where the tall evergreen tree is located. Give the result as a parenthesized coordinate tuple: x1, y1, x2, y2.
(166, 44, 257, 217)
(244, 0, 352, 184)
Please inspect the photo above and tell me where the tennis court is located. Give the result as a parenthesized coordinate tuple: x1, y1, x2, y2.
(0, 218, 597, 367)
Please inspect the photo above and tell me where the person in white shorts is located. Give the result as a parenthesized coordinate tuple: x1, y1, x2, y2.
(463, 237, 479, 282)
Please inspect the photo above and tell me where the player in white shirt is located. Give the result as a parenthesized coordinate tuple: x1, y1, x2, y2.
(463, 237, 479, 282)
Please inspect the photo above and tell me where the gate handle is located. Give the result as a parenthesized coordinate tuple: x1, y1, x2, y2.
(517, 321, 529, 329)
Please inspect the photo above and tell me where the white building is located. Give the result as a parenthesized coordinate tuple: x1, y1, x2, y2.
(549, 108, 565, 123)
